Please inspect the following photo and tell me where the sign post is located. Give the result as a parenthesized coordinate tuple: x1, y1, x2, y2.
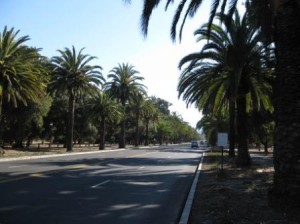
(217, 133, 228, 171)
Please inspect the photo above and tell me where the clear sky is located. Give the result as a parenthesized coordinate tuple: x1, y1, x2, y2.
(0, 0, 218, 128)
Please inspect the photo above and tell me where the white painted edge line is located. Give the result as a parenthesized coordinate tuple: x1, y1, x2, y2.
(179, 152, 205, 224)
(0, 148, 127, 162)
(90, 180, 111, 189)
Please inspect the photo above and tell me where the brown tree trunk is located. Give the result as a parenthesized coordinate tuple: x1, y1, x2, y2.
(99, 117, 105, 150)
(264, 141, 269, 154)
(271, 0, 300, 206)
(228, 98, 236, 157)
(66, 94, 75, 152)
(145, 120, 149, 146)
(0, 94, 3, 146)
(119, 102, 126, 148)
(134, 109, 140, 147)
(236, 94, 251, 167)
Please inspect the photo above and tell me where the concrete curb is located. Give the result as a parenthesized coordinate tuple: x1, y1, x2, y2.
(0, 144, 166, 162)
(0, 148, 127, 162)
(179, 152, 205, 224)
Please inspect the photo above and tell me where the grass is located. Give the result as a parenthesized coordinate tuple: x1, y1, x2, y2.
(188, 150, 300, 224)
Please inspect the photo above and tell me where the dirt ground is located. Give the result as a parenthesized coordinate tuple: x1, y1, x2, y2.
(188, 150, 300, 224)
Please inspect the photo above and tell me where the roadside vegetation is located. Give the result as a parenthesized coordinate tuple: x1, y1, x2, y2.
(138, 0, 300, 212)
(0, 27, 199, 153)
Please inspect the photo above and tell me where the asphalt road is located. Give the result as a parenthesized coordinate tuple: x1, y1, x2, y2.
(0, 144, 203, 224)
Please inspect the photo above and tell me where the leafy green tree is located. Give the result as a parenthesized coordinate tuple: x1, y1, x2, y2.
(105, 63, 146, 148)
(151, 96, 171, 116)
(2, 94, 51, 147)
(73, 97, 98, 144)
(43, 95, 68, 144)
(0, 26, 47, 144)
(168, 112, 185, 144)
(49, 46, 104, 151)
(90, 91, 123, 150)
(156, 119, 172, 145)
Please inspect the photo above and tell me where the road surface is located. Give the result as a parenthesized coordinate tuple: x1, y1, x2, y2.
(0, 144, 202, 224)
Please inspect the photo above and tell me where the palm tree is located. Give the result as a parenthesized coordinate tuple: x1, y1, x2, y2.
(197, 111, 229, 146)
(49, 46, 104, 152)
(138, 0, 300, 205)
(0, 27, 47, 146)
(0, 26, 46, 120)
(105, 63, 146, 148)
(245, 0, 300, 205)
(130, 91, 148, 147)
(90, 91, 123, 150)
(156, 119, 172, 145)
(141, 99, 160, 145)
(136, 0, 237, 40)
(178, 11, 273, 166)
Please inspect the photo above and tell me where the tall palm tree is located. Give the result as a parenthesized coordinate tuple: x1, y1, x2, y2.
(0, 26, 46, 120)
(137, 0, 237, 40)
(130, 91, 148, 146)
(246, 0, 300, 205)
(90, 91, 123, 150)
(0, 27, 47, 146)
(105, 63, 146, 148)
(134, 0, 300, 203)
(49, 46, 104, 152)
(141, 99, 160, 145)
(178, 11, 273, 166)
(197, 110, 229, 146)
(138, 0, 300, 206)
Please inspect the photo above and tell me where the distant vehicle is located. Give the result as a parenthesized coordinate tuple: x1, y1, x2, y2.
(191, 141, 199, 148)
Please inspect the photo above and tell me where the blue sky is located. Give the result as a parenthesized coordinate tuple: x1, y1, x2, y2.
(0, 0, 221, 128)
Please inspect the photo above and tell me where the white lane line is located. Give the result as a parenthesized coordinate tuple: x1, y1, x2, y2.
(8, 165, 27, 169)
(179, 153, 205, 224)
(90, 180, 111, 189)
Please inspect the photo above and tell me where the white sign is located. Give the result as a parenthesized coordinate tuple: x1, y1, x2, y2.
(217, 133, 228, 146)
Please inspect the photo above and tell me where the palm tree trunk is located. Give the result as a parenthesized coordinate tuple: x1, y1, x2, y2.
(228, 98, 236, 157)
(236, 94, 251, 167)
(0, 94, 2, 119)
(134, 109, 140, 147)
(119, 119, 126, 148)
(0, 94, 3, 146)
(145, 120, 149, 146)
(99, 117, 105, 150)
(264, 140, 268, 154)
(119, 102, 126, 148)
(270, 0, 300, 206)
(66, 94, 75, 152)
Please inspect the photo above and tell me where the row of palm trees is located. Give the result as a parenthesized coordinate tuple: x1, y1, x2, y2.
(136, 0, 300, 206)
(178, 11, 274, 166)
(0, 26, 199, 152)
